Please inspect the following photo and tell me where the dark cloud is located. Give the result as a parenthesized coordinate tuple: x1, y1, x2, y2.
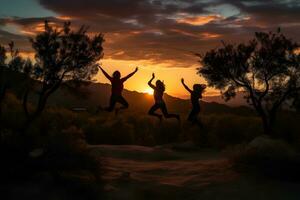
(224, 0, 300, 25)
(0, 29, 29, 50)
(38, 0, 177, 18)
(0, 0, 299, 67)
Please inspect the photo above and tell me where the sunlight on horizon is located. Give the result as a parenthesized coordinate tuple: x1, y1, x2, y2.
(97, 58, 213, 98)
(15, 52, 215, 98)
(143, 88, 154, 95)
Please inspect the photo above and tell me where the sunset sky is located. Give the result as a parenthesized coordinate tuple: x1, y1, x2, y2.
(1, 0, 300, 98)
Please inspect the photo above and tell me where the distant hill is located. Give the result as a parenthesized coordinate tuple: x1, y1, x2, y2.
(4, 69, 254, 116)
(49, 82, 254, 116)
(203, 92, 249, 107)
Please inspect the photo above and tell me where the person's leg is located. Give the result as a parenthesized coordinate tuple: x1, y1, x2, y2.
(105, 95, 117, 112)
(160, 103, 180, 121)
(188, 107, 203, 127)
(188, 108, 198, 123)
(115, 96, 129, 115)
(196, 108, 204, 128)
(118, 96, 129, 109)
(148, 104, 162, 120)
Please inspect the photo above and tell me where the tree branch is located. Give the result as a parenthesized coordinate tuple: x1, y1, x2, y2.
(44, 70, 68, 98)
(258, 73, 270, 102)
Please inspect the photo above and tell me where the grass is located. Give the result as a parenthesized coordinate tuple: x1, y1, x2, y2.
(1, 92, 300, 199)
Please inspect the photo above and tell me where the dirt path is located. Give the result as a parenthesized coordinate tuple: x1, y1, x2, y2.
(89, 144, 300, 200)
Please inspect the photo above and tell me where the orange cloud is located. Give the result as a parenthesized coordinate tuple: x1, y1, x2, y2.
(171, 29, 221, 40)
(19, 51, 35, 59)
(176, 15, 222, 26)
(34, 22, 57, 32)
(170, 29, 197, 37)
(20, 30, 36, 35)
(56, 16, 72, 20)
(201, 32, 221, 39)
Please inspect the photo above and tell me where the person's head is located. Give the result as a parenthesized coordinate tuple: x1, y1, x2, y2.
(156, 80, 165, 92)
(113, 70, 121, 79)
(193, 84, 206, 93)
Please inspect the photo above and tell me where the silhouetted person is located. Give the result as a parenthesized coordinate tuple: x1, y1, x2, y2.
(98, 66, 138, 114)
(148, 73, 180, 122)
(181, 78, 206, 127)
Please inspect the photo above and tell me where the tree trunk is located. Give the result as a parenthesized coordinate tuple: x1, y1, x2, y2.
(268, 110, 278, 136)
(261, 114, 272, 135)
(22, 92, 47, 133)
(20, 96, 47, 151)
(260, 111, 278, 136)
(21, 80, 62, 148)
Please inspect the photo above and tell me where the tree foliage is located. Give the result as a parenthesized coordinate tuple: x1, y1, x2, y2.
(22, 21, 104, 129)
(199, 29, 300, 135)
(0, 44, 7, 116)
(0, 42, 29, 116)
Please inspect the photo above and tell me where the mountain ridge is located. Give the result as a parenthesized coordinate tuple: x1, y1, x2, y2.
(4, 69, 254, 116)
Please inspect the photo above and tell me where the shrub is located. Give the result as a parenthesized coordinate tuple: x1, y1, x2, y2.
(226, 136, 300, 181)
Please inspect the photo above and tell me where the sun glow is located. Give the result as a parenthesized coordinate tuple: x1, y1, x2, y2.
(176, 14, 222, 26)
(144, 88, 154, 95)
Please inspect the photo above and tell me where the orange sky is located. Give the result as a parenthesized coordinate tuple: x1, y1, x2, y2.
(98, 58, 216, 98)
(1, 0, 300, 99)
(18, 51, 215, 98)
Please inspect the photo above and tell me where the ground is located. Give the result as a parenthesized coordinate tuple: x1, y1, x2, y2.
(90, 143, 300, 200)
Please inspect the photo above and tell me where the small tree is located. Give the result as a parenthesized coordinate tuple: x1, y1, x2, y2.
(8, 41, 25, 72)
(0, 43, 22, 114)
(198, 29, 300, 135)
(0, 45, 7, 116)
(22, 21, 104, 130)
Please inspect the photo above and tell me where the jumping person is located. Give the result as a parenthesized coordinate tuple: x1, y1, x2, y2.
(181, 78, 206, 127)
(148, 73, 180, 122)
(98, 66, 138, 114)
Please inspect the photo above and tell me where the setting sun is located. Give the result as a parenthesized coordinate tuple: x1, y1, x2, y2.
(144, 88, 154, 95)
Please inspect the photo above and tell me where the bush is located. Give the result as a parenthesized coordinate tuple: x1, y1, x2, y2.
(0, 122, 103, 200)
(226, 136, 300, 181)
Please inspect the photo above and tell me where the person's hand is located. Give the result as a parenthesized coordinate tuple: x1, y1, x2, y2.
(152, 73, 155, 79)
(181, 78, 184, 83)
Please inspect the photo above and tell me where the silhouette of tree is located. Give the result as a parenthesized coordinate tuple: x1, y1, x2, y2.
(0, 43, 23, 117)
(198, 29, 300, 135)
(8, 41, 25, 72)
(0, 45, 6, 65)
(0, 44, 7, 116)
(22, 21, 104, 130)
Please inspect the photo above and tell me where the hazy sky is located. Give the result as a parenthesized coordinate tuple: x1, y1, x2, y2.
(1, 0, 300, 97)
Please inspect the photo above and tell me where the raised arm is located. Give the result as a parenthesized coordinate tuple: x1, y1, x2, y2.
(98, 66, 112, 81)
(148, 73, 156, 89)
(181, 78, 192, 93)
(121, 67, 138, 82)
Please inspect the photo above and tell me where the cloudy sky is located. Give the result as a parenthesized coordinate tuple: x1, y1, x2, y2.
(0, 0, 300, 97)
